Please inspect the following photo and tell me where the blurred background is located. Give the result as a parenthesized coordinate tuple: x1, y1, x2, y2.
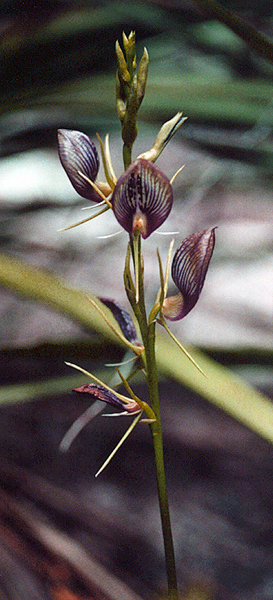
(0, 1, 272, 599)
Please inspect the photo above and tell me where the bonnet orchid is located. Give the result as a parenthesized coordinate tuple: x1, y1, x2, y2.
(162, 228, 216, 321)
(73, 383, 141, 414)
(58, 122, 182, 238)
(111, 158, 173, 239)
(57, 129, 113, 204)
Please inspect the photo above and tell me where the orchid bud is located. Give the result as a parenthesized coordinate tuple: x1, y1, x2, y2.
(136, 47, 149, 106)
(57, 129, 101, 202)
(73, 384, 140, 413)
(162, 228, 216, 321)
(111, 158, 173, 239)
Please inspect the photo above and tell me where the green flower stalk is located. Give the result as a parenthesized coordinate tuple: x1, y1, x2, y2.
(58, 32, 216, 600)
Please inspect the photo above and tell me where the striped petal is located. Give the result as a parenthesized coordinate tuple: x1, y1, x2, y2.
(111, 158, 173, 238)
(58, 129, 100, 201)
(162, 228, 216, 320)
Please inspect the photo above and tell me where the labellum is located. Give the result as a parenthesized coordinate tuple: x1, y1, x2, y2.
(162, 228, 216, 320)
(111, 158, 173, 238)
(58, 129, 101, 202)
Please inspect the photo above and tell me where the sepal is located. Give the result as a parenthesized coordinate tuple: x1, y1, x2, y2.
(138, 113, 187, 163)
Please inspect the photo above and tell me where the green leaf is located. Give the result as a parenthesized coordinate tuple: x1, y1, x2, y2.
(0, 374, 88, 406)
(156, 336, 273, 445)
(0, 253, 118, 342)
(193, 0, 273, 64)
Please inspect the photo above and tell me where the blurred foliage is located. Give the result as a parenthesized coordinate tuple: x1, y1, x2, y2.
(1, 0, 273, 169)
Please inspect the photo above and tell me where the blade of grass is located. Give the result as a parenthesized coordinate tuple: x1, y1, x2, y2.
(193, 0, 273, 64)
(21, 71, 273, 127)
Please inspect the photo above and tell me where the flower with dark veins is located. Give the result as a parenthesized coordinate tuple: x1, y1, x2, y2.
(162, 228, 216, 320)
(111, 158, 173, 238)
(58, 129, 110, 202)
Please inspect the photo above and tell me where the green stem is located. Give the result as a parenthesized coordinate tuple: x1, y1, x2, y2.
(128, 234, 178, 600)
(123, 143, 132, 170)
(146, 322, 178, 600)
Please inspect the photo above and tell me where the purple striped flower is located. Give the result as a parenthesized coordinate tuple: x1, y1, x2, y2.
(58, 129, 101, 202)
(162, 228, 216, 320)
(111, 158, 173, 239)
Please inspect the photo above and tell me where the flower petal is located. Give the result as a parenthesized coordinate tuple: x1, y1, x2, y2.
(99, 297, 140, 345)
(162, 228, 216, 320)
(111, 158, 173, 238)
(58, 129, 100, 201)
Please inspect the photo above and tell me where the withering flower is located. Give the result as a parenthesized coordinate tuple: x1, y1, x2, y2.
(111, 158, 173, 239)
(58, 129, 110, 202)
(73, 383, 141, 414)
(162, 228, 216, 321)
(99, 297, 141, 346)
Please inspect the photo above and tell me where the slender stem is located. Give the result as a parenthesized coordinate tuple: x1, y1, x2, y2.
(128, 234, 178, 599)
(123, 143, 132, 170)
(145, 322, 178, 600)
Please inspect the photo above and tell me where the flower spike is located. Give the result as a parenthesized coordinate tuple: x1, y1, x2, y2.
(112, 158, 173, 239)
(58, 129, 102, 202)
(162, 228, 216, 320)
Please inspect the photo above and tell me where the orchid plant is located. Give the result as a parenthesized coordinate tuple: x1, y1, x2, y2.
(57, 32, 216, 600)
